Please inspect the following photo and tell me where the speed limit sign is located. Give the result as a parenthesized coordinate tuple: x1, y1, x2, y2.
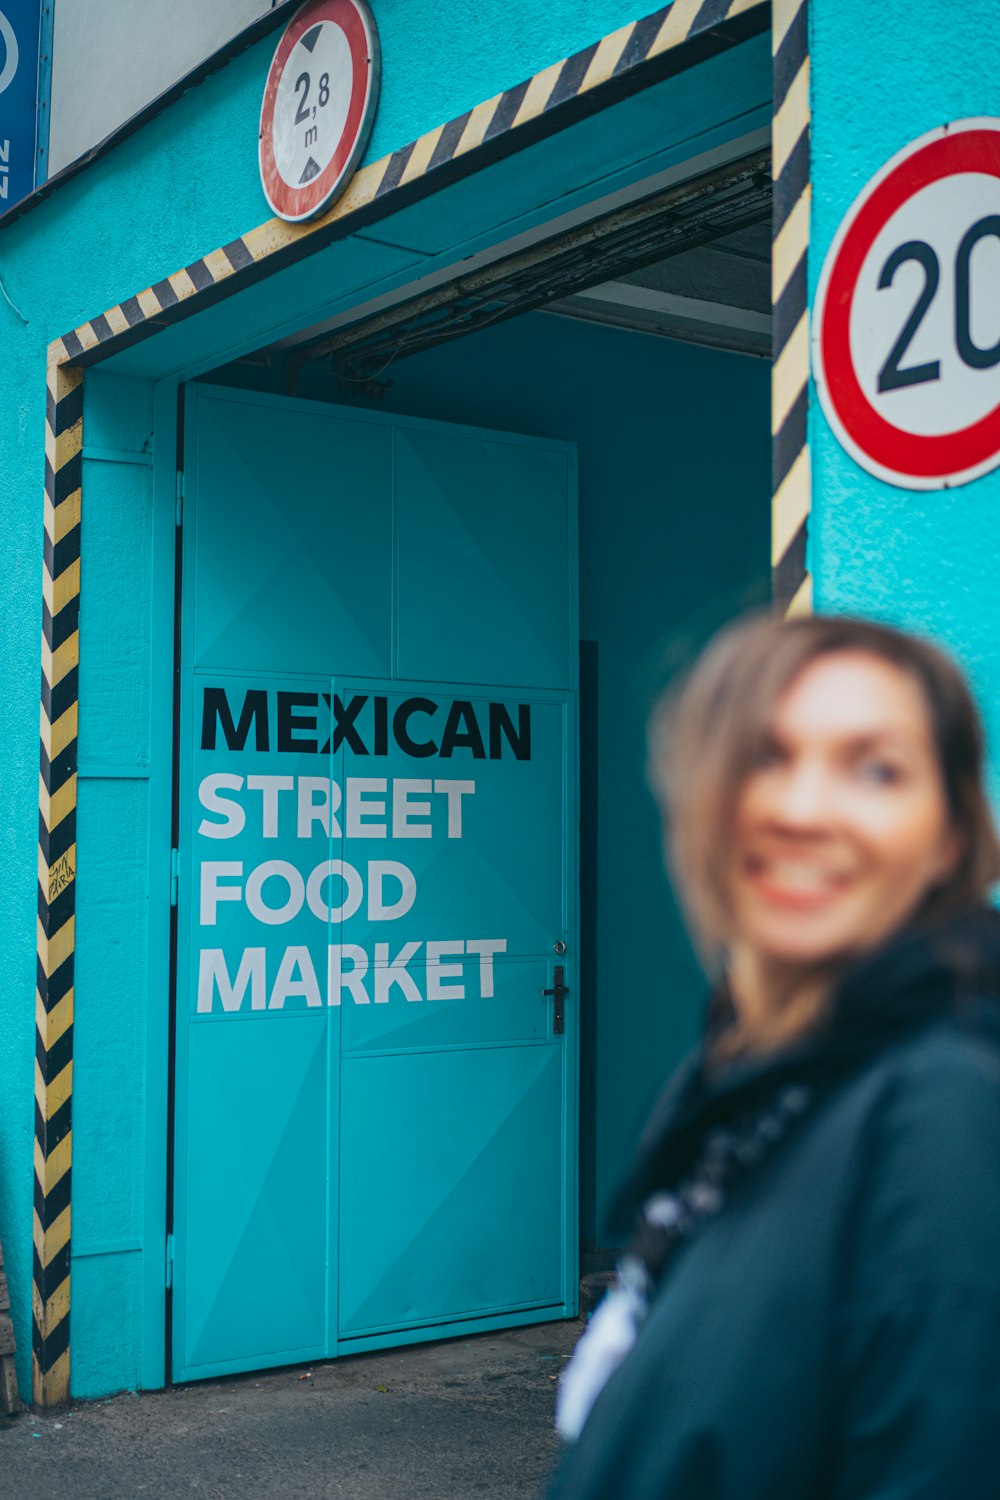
(814, 119, 1000, 490)
(259, 0, 380, 223)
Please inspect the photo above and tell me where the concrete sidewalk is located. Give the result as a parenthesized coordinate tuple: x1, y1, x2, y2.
(1, 1318, 581, 1500)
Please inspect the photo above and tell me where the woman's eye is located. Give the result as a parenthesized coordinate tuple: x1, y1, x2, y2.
(857, 759, 902, 785)
(751, 742, 784, 770)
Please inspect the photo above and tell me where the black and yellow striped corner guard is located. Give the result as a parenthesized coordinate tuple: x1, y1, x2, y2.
(35, 352, 82, 1408)
(33, 0, 784, 1407)
(771, 0, 812, 616)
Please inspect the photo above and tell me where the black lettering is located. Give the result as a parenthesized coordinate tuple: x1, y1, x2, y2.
(201, 688, 269, 751)
(277, 692, 319, 753)
(394, 698, 438, 758)
(956, 214, 1000, 371)
(877, 240, 941, 393)
(374, 695, 388, 756)
(332, 694, 368, 754)
(439, 700, 485, 760)
(489, 702, 531, 761)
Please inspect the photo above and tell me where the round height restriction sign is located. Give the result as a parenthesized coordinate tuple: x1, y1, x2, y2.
(259, 0, 379, 223)
(814, 119, 1000, 489)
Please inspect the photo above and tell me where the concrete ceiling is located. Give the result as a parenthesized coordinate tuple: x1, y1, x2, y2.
(546, 219, 771, 358)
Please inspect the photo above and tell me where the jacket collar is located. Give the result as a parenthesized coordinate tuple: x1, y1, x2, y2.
(611, 907, 1000, 1232)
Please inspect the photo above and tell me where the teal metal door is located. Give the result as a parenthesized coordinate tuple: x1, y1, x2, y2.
(171, 386, 578, 1380)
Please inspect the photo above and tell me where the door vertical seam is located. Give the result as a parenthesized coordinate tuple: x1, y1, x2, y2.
(163, 385, 187, 1386)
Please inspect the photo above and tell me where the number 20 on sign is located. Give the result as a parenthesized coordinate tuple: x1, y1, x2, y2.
(814, 119, 1000, 489)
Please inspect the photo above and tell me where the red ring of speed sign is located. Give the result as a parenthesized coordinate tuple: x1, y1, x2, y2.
(258, 0, 380, 223)
(814, 119, 1000, 489)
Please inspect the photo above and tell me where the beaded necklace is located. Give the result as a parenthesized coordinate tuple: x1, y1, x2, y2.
(556, 1081, 816, 1442)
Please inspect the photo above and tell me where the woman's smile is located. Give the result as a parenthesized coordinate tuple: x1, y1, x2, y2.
(742, 853, 853, 908)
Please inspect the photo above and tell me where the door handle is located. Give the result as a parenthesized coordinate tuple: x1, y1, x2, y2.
(543, 965, 569, 1036)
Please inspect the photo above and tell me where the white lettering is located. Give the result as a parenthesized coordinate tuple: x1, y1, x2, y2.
(245, 859, 304, 924)
(465, 938, 507, 998)
(426, 940, 465, 1000)
(367, 861, 416, 921)
(197, 947, 266, 1013)
(305, 859, 364, 923)
(392, 779, 433, 838)
(328, 943, 369, 1005)
(200, 861, 243, 924)
(194, 938, 512, 1015)
(346, 778, 387, 838)
(269, 946, 322, 1009)
(297, 776, 333, 838)
(246, 774, 294, 837)
(197, 773, 246, 838)
(196, 776, 472, 840)
(434, 780, 475, 838)
(374, 941, 422, 1003)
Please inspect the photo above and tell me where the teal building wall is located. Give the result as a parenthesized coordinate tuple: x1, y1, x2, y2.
(810, 0, 1000, 805)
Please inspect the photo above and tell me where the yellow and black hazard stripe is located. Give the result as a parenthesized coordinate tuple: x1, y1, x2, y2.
(771, 0, 811, 616)
(34, 346, 83, 1407)
(57, 0, 768, 369)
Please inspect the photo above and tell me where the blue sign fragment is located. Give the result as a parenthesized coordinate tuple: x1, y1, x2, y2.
(0, 1, 40, 210)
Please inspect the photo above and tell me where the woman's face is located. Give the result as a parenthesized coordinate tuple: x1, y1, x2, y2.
(727, 650, 959, 972)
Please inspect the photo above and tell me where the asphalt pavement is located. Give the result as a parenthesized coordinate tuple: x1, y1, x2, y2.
(0, 1319, 581, 1500)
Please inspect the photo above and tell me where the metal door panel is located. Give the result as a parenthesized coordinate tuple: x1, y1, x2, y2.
(189, 390, 393, 677)
(338, 1044, 564, 1337)
(395, 426, 573, 689)
(179, 1015, 329, 1374)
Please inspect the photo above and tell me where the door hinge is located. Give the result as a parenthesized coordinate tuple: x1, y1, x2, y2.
(175, 469, 184, 527)
(170, 847, 179, 907)
(165, 1234, 175, 1290)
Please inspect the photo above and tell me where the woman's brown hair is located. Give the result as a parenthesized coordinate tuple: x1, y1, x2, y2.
(652, 614, 1000, 986)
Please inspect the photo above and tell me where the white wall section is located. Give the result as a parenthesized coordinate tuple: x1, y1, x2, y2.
(47, 0, 272, 175)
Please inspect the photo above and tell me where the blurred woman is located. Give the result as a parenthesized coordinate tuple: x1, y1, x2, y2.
(549, 614, 1000, 1500)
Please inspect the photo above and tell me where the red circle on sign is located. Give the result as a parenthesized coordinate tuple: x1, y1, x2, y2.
(258, 0, 379, 223)
(814, 119, 1000, 489)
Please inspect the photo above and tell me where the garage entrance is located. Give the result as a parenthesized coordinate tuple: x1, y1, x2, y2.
(171, 386, 578, 1378)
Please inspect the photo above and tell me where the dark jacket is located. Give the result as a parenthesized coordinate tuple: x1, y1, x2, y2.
(549, 910, 1000, 1500)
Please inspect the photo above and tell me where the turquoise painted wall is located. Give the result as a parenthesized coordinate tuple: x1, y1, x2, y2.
(266, 311, 773, 1236)
(72, 373, 158, 1398)
(810, 0, 1000, 804)
(0, 0, 691, 1398)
